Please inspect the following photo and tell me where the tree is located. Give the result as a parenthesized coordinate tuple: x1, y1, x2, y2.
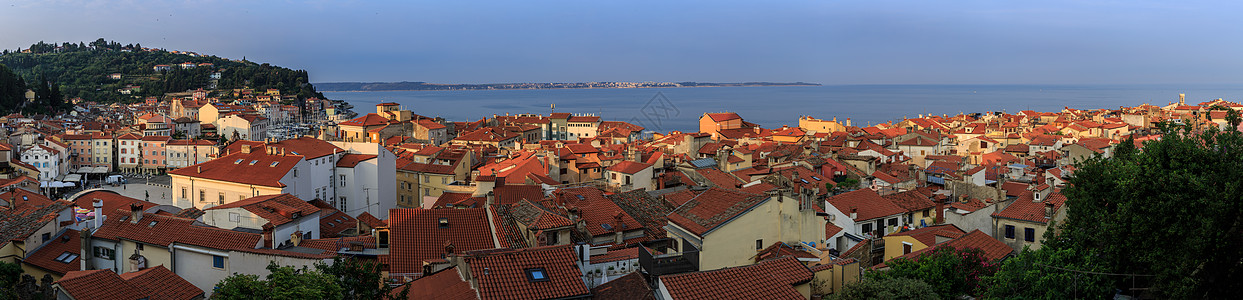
(213, 262, 343, 300)
(985, 244, 1113, 299)
(315, 256, 404, 300)
(864, 245, 999, 299)
(1004, 122, 1243, 299)
(832, 277, 939, 300)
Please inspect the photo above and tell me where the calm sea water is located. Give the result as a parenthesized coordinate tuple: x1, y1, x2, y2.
(323, 84, 1243, 133)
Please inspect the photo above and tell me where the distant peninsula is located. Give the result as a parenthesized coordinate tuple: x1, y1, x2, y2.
(313, 81, 820, 92)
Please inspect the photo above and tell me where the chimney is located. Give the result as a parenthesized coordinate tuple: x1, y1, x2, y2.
(197, 166, 201, 173)
(849, 207, 857, 220)
(80, 229, 92, 271)
(129, 203, 143, 223)
(1044, 202, 1055, 219)
(935, 200, 944, 224)
(845, 118, 852, 127)
(486, 191, 495, 207)
(241, 144, 251, 153)
(495, 176, 506, 189)
(92, 199, 104, 229)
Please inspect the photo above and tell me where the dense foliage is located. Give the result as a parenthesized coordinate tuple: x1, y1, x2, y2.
(0, 260, 55, 300)
(831, 277, 939, 300)
(213, 262, 343, 300)
(0, 64, 27, 114)
(0, 38, 324, 104)
(854, 245, 998, 299)
(986, 120, 1243, 299)
(214, 258, 408, 300)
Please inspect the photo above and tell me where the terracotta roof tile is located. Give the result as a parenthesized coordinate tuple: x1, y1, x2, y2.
(605, 161, 651, 174)
(56, 269, 146, 300)
(659, 256, 811, 300)
(118, 265, 203, 300)
(393, 267, 478, 300)
(665, 187, 765, 236)
(826, 189, 906, 222)
(465, 245, 590, 300)
(336, 154, 377, 167)
(23, 229, 80, 276)
(556, 187, 643, 237)
(887, 224, 965, 247)
(205, 194, 321, 227)
(167, 151, 302, 187)
(591, 272, 655, 300)
(992, 190, 1066, 224)
(386, 208, 500, 275)
(880, 230, 1013, 268)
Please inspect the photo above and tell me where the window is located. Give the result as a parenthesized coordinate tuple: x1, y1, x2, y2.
(862, 223, 873, 235)
(219, 192, 225, 204)
(93, 247, 116, 260)
(238, 195, 245, 202)
(200, 190, 205, 202)
(54, 252, 79, 263)
(756, 239, 764, 250)
(1005, 225, 1015, 239)
(1024, 228, 1036, 242)
(423, 176, 429, 183)
(525, 268, 549, 282)
(340, 175, 346, 186)
(888, 218, 898, 227)
(922, 209, 930, 218)
(903, 242, 913, 254)
(212, 255, 225, 269)
(42, 233, 51, 242)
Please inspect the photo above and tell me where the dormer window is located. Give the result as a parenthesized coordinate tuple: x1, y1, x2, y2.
(525, 268, 549, 282)
(438, 217, 449, 228)
(234, 159, 244, 164)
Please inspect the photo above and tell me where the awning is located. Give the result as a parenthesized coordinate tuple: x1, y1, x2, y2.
(62, 174, 82, 182)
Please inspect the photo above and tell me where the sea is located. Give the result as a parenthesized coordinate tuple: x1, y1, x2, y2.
(323, 84, 1243, 133)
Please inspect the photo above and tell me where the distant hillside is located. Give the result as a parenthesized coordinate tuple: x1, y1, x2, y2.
(0, 39, 324, 104)
(314, 81, 820, 91)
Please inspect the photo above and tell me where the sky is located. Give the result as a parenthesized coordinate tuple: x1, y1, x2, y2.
(2, 0, 1241, 85)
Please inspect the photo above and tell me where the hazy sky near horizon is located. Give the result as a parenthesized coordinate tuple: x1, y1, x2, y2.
(2, 0, 1240, 85)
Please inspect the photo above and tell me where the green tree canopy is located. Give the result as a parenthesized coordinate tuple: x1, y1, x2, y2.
(213, 262, 343, 300)
(862, 245, 999, 299)
(831, 277, 939, 300)
(988, 123, 1243, 299)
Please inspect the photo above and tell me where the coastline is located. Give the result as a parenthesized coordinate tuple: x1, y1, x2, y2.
(315, 84, 821, 93)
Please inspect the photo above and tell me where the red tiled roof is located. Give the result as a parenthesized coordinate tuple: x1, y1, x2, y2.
(605, 161, 651, 174)
(557, 187, 643, 237)
(206, 194, 321, 227)
(567, 115, 600, 123)
(336, 154, 377, 167)
(992, 190, 1066, 224)
(591, 271, 655, 300)
(356, 211, 386, 229)
(432, 192, 484, 208)
(881, 189, 937, 213)
(394, 267, 477, 300)
(92, 212, 261, 251)
(693, 168, 743, 188)
(118, 265, 203, 300)
(386, 208, 500, 274)
(881, 230, 1013, 268)
(400, 161, 457, 175)
(167, 151, 302, 187)
(23, 229, 80, 276)
(887, 224, 965, 247)
(71, 190, 160, 219)
(465, 245, 590, 300)
(665, 187, 765, 236)
(223, 137, 343, 159)
(827, 189, 906, 222)
(56, 269, 146, 300)
(660, 256, 811, 300)
(704, 112, 742, 122)
(340, 113, 392, 127)
(589, 246, 640, 264)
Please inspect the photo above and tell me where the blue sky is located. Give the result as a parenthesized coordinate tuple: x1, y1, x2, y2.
(2, 0, 1240, 84)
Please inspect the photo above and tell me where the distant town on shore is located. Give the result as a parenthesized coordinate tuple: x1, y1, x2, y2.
(313, 81, 821, 92)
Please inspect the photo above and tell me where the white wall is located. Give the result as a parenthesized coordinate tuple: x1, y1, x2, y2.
(330, 142, 397, 219)
(172, 245, 233, 298)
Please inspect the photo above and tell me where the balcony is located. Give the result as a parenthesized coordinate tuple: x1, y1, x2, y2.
(639, 243, 699, 277)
